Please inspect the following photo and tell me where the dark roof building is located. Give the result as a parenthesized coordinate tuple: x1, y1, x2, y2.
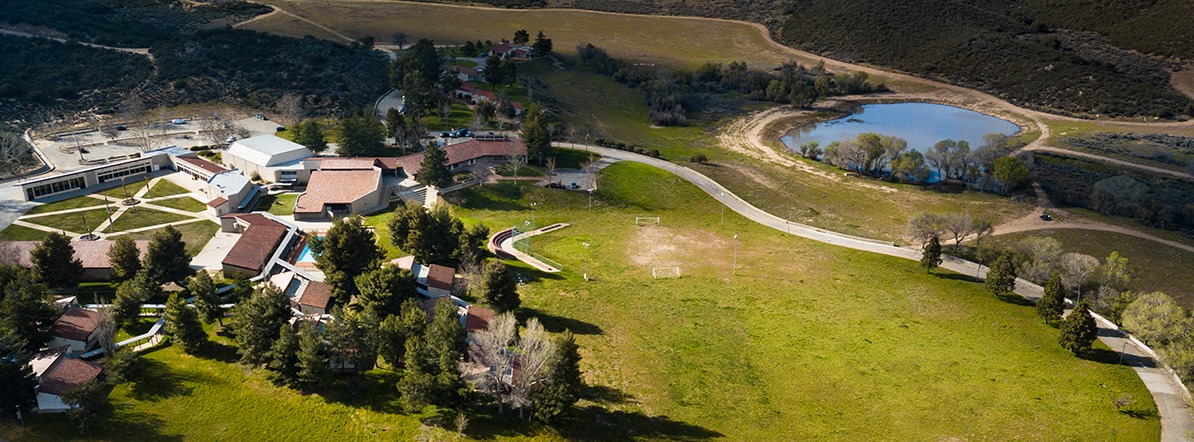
(220, 213, 290, 277)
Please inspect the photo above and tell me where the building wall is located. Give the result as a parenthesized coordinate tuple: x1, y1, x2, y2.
(36, 393, 71, 413)
(350, 185, 387, 216)
(47, 337, 88, 354)
(221, 263, 260, 279)
(20, 155, 172, 201)
(222, 152, 268, 183)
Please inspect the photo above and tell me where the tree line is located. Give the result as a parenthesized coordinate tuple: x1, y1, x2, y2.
(811, 132, 1030, 191)
(575, 43, 887, 126)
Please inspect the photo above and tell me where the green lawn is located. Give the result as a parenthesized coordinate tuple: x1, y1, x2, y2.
(96, 176, 150, 199)
(25, 195, 104, 215)
(115, 317, 159, 342)
(362, 202, 407, 261)
(421, 102, 474, 131)
(116, 220, 219, 256)
(0, 161, 1158, 441)
(143, 179, 192, 199)
(548, 147, 600, 169)
(0, 224, 51, 241)
(495, 165, 542, 178)
(254, 192, 299, 216)
(454, 59, 478, 68)
(149, 196, 207, 213)
(103, 208, 195, 233)
(22, 207, 116, 234)
(986, 229, 1194, 309)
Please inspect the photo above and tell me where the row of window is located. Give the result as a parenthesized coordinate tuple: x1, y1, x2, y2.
(97, 164, 151, 183)
(24, 177, 85, 200)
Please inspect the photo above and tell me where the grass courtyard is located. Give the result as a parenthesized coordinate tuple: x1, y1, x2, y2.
(253, 192, 298, 216)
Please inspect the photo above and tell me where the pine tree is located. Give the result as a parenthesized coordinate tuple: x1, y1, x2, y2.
(293, 121, 328, 152)
(378, 299, 427, 368)
(531, 31, 553, 57)
(521, 104, 551, 165)
(30, 232, 82, 289)
(266, 323, 300, 387)
(407, 206, 463, 265)
(107, 236, 141, 282)
(481, 260, 520, 313)
(231, 285, 292, 366)
(1037, 273, 1066, 324)
(0, 354, 36, 417)
(920, 234, 942, 273)
(1060, 302, 1099, 355)
(531, 330, 584, 423)
(984, 254, 1017, 297)
(326, 308, 379, 372)
(0, 273, 55, 353)
(316, 216, 383, 304)
(354, 265, 416, 319)
(142, 225, 192, 285)
(336, 114, 387, 157)
(414, 143, 452, 188)
(163, 292, 205, 354)
(399, 299, 465, 410)
(387, 201, 420, 250)
(111, 270, 158, 328)
(296, 320, 330, 386)
(188, 272, 223, 325)
(61, 379, 111, 433)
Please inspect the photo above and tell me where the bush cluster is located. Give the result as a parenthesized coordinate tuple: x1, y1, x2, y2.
(1033, 153, 1194, 234)
(591, 138, 661, 158)
(0, 36, 152, 120)
(0, 0, 271, 47)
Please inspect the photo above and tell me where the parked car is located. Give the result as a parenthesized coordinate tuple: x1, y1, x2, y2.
(226, 136, 238, 143)
(255, 113, 268, 120)
(569, 182, 580, 189)
(457, 129, 472, 137)
(1040, 213, 1053, 221)
(115, 125, 127, 131)
(439, 131, 451, 138)
(171, 118, 186, 124)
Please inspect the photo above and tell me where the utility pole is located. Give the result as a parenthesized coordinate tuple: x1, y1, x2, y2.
(583, 242, 590, 281)
(732, 234, 738, 277)
(720, 191, 725, 226)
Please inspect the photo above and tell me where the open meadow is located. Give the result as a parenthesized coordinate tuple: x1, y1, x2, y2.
(1, 161, 1159, 440)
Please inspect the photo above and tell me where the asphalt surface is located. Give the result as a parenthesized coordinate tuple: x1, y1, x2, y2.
(561, 142, 1193, 441)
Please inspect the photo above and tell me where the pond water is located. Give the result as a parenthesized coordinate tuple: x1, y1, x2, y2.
(780, 102, 1020, 154)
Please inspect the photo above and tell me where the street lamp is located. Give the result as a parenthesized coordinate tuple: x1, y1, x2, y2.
(720, 191, 725, 226)
(583, 242, 591, 281)
(587, 188, 593, 212)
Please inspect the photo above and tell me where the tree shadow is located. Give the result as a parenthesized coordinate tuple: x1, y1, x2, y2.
(919, 181, 967, 194)
(102, 407, 185, 442)
(1079, 346, 1157, 368)
(307, 370, 405, 414)
(517, 307, 603, 335)
(931, 272, 981, 283)
(995, 292, 1034, 306)
(127, 359, 193, 401)
(558, 406, 724, 441)
(582, 384, 633, 404)
(193, 340, 239, 364)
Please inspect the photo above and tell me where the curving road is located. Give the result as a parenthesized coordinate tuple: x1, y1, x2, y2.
(558, 142, 1194, 441)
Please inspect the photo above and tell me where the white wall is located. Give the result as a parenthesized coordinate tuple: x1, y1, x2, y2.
(46, 337, 87, 354)
(36, 393, 71, 413)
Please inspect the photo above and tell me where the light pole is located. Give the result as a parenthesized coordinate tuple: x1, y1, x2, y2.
(732, 234, 738, 277)
(720, 191, 725, 226)
(588, 188, 593, 212)
(583, 242, 590, 281)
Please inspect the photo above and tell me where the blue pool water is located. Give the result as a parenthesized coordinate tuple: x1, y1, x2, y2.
(297, 237, 324, 263)
(780, 102, 1020, 154)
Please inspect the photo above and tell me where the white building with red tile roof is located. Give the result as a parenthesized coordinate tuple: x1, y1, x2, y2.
(48, 307, 103, 353)
(5, 240, 148, 282)
(293, 169, 386, 221)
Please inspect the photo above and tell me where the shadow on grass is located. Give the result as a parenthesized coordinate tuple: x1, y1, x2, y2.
(102, 407, 185, 442)
(931, 272, 981, 283)
(995, 292, 1035, 306)
(128, 359, 193, 402)
(308, 370, 405, 414)
(194, 340, 239, 364)
(557, 406, 724, 441)
(919, 181, 968, 194)
(518, 307, 603, 335)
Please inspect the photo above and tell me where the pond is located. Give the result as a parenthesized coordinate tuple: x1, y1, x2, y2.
(781, 102, 1020, 154)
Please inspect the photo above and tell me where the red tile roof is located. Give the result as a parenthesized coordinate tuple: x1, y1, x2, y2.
(465, 306, 494, 333)
(7, 240, 148, 270)
(491, 44, 514, 54)
(39, 358, 102, 396)
(174, 155, 227, 174)
(294, 170, 382, 214)
(207, 197, 228, 208)
(221, 215, 288, 273)
(426, 264, 455, 291)
(49, 307, 102, 342)
(316, 157, 379, 170)
(456, 66, 479, 76)
(299, 281, 332, 310)
(390, 139, 525, 177)
(473, 89, 498, 101)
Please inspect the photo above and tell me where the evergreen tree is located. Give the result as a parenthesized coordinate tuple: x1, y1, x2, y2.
(387, 201, 421, 250)
(407, 206, 463, 265)
(513, 29, 530, 45)
(0, 354, 36, 417)
(142, 225, 192, 285)
(531, 31, 553, 57)
(266, 323, 300, 387)
(521, 104, 551, 165)
(30, 232, 82, 289)
(1060, 302, 1099, 355)
(531, 330, 583, 423)
(460, 223, 490, 263)
(188, 271, 223, 325)
(481, 260, 520, 314)
(397, 335, 437, 412)
(1036, 273, 1066, 324)
(355, 265, 417, 318)
(296, 320, 330, 386)
(326, 308, 378, 372)
(163, 292, 205, 354)
(385, 108, 404, 139)
(107, 236, 141, 283)
(414, 143, 452, 188)
(227, 272, 254, 303)
(985, 254, 1017, 297)
(920, 234, 942, 273)
(316, 216, 383, 304)
(0, 273, 55, 353)
(337, 114, 387, 157)
(111, 270, 158, 328)
(399, 299, 465, 410)
(293, 121, 328, 152)
(231, 285, 293, 366)
(378, 298, 427, 368)
(61, 379, 111, 433)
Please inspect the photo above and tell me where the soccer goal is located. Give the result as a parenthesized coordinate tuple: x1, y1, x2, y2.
(652, 266, 681, 279)
(635, 216, 661, 226)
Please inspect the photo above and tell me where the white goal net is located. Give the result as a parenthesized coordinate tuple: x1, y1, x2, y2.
(652, 266, 681, 279)
(635, 216, 661, 226)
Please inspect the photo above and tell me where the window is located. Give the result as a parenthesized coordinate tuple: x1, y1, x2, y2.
(97, 162, 151, 183)
(24, 176, 85, 199)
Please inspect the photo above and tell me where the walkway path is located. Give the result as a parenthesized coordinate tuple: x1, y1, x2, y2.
(498, 223, 570, 272)
(559, 142, 1194, 441)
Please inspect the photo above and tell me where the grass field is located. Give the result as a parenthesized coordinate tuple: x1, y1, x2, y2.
(0, 224, 53, 241)
(96, 177, 151, 199)
(0, 161, 1157, 440)
(149, 196, 207, 213)
(987, 229, 1194, 308)
(144, 179, 192, 199)
(254, 193, 299, 216)
(103, 208, 195, 233)
(24, 195, 104, 215)
(421, 102, 474, 131)
(22, 207, 115, 234)
(248, 0, 804, 70)
(114, 221, 219, 257)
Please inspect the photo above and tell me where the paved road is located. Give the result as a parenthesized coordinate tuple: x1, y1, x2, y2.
(1019, 145, 1194, 182)
(560, 142, 1194, 441)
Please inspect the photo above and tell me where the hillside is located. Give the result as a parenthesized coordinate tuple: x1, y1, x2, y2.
(444, 0, 1194, 119)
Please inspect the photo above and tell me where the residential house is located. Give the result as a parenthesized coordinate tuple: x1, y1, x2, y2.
(203, 170, 259, 216)
(269, 270, 333, 315)
(48, 307, 102, 353)
(6, 240, 148, 282)
(29, 347, 103, 413)
(219, 213, 293, 278)
(293, 168, 387, 221)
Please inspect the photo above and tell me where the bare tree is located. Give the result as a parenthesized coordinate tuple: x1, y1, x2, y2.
(509, 318, 554, 419)
(1015, 236, 1063, 284)
(507, 145, 526, 181)
(545, 157, 556, 183)
(95, 307, 117, 358)
(0, 132, 33, 176)
(390, 32, 407, 49)
(276, 93, 304, 124)
(201, 108, 235, 146)
(907, 212, 945, 244)
(1061, 253, 1100, 301)
(582, 154, 599, 191)
(465, 312, 518, 414)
